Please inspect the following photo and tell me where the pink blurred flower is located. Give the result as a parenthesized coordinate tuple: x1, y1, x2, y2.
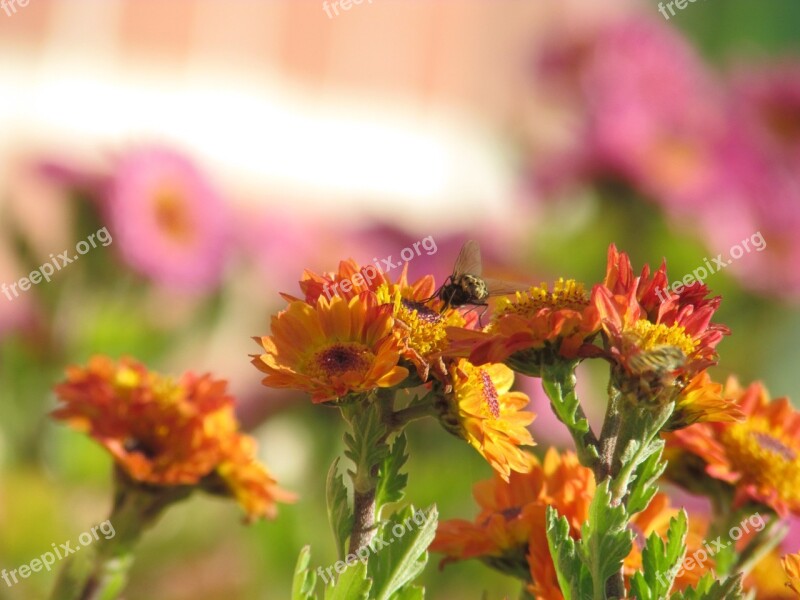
(107, 147, 231, 291)
(732, 62, 800, 171)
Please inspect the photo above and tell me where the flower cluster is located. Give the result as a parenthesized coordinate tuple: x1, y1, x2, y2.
(253, 259, 536, 481)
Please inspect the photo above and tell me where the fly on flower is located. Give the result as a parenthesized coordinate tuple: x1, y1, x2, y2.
(432, 240, 527, 322)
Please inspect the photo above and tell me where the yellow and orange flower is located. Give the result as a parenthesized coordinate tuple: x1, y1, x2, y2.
(669, 371, 744, 430)
(744, 549, 800, 599)
(252, 293, 409, 403)
(783, 552, 800, 596)
(433, 448, 705, 599)
(375, 277, 468, 382)
(666, 378, 800, 516)
(446, 279, 601, 376)
(52, 356, 292, 521)
(438, 360, 535, 481)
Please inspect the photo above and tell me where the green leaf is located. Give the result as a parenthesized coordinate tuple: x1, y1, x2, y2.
(327, 458, 354, 559)
(578, 479, 634, 598)
(375, 434, 409, 512)
(323, 561, 372, 600)
(626, 441, 667, 516)
(292, 546, 318, 600)
(388, 585, 425, 600)
(545, 506, 592, 600)
(541, 363, 599, 467)
(367, 505, 438, 600)
(670, 573, 744, 600)
(629, 511, 688, 600)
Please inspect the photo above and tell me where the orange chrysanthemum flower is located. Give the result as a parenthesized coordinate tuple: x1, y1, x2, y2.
(432, 448, 701, 599)
(596, 244, 729, 380)
(666, 378, 800, 516)
(446, 279, 601, 376)
(431, 450, 590, 586)
(252, 293, 409, 403)
(438, 360, 535, 481)
(669, 371, 744, 430)
(783, 552, 800, 597)
(52, 356, 292, 521)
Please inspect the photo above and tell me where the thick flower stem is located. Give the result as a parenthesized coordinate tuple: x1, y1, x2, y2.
(349, 487, 378, 555)
(596, 387, 622, 483)
(342, 389, 396, 555)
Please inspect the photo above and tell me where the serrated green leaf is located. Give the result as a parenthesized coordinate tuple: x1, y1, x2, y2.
(375, 434, 409, 511)
(627, 441, 667, 515)
(541, 363, 599, 466)
(670, 573, 744, 600)
(578, 479, 634, 597)
(367, 505, 438, 600)
(545, 506, 592, 600)
(629, 511, 688, 600)
(327, 458, 354, 559)
(292, 546, 318, 600)
(323, 561, 371, 600)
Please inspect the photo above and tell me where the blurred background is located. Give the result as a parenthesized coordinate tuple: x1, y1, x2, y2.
(1, 1, 799, 598)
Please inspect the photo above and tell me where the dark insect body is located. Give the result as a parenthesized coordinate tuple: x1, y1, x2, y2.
(432, 240, 528, 324)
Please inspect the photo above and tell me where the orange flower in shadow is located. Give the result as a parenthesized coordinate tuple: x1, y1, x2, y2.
(53, 356, 292, 521)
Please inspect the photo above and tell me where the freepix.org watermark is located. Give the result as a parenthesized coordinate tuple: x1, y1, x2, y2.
(316, 508, 432, 584)
(322, 0, 374, 19)
(654, 231, 766, 303)
(1, 0, 31, 17)
(656, 512, 765, 586)
(658, 0, 708, 21)
(2, 520, 116, 587)
(1, 226, 112, 303)
(322, 235, 437, 301)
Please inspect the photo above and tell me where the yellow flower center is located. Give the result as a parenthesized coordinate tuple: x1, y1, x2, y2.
(495, 278, 588, 319)
(153, 188, 195, 244)
(307, 343, 374, 379)
(376, 283, 463, 358)
(721, 418, 800, 504)
(625, 320, 697, 357)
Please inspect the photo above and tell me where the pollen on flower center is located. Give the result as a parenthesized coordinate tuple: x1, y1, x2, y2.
(627, 320, 697, 357)
(721, 420, 800, 503)
(495, 278, 588, 319)
(311, 343, 373, 378)
(479, 369, 501, 418)
(400, 299, 442, 324)
(754, 432, 797, 461)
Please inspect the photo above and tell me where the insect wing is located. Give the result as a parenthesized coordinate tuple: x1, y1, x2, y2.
(452, 240, 483, 277)
(482, 278, 531, 298)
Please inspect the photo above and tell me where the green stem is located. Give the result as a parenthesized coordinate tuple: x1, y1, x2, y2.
(343, 389, 395, 555)
(49, 470, 190, 600)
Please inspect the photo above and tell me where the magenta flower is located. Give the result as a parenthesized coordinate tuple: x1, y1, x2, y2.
(731, 62, 800, 171)
(107, 147, 230, 291)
